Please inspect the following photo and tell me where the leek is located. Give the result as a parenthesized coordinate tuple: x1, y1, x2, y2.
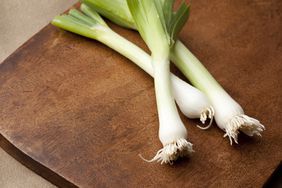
(126, 0, 192, 163)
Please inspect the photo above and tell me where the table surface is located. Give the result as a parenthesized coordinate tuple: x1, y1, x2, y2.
(0, 1, 281, 187)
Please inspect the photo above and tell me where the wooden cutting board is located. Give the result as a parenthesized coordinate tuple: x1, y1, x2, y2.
(1, 1, 281, 187)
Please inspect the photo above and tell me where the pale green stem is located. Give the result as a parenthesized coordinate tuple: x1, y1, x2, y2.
(171, 41, 227, 98)
(98, 28, 153, 76)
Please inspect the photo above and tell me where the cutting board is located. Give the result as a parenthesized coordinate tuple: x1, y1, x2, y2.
(1, 1, 281, 187)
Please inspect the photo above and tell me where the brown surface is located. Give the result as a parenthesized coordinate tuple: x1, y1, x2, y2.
(0, 1, 75, 187)
(0, 0, 281, 187)
(0, 135, 75, 188)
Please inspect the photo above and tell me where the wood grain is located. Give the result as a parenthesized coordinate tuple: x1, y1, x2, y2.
(0, 1, 282, 187)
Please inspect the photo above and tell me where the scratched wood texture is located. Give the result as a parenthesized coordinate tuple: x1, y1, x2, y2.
(0, 1, 282, 187)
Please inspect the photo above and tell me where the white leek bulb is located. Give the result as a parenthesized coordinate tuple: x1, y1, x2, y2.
(172, 41, 265, 144)
(211, 92, 264, 144)
(139, 59, 193, 164)
(172, 76, 214, 129)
